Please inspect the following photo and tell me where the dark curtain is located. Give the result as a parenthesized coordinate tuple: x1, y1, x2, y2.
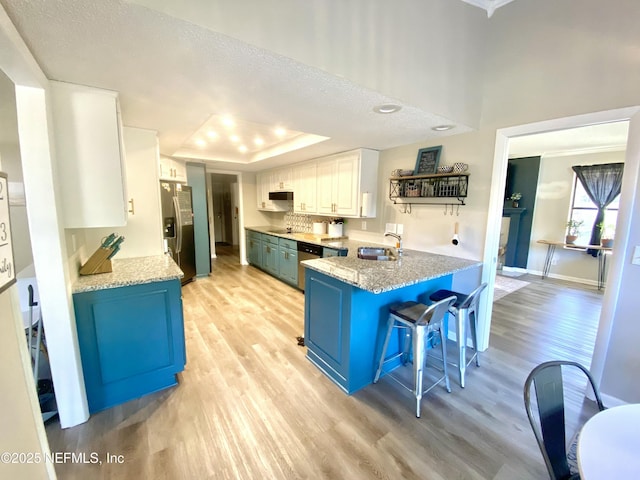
(572, 163, 624, 256)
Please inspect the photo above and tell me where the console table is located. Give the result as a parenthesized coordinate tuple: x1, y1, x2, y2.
(537, 240, 611, 290)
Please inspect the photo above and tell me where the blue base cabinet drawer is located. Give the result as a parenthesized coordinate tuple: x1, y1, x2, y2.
(73, 279, 186, 413)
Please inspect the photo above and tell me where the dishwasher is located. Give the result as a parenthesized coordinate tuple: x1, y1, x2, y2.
(297, 241, 323, 291)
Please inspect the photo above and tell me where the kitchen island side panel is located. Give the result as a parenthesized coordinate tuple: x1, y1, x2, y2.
(304, 268, 453, 394)
(73, 278, 185, 413)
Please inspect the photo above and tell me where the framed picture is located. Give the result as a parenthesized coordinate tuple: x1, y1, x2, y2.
(414, 146, 442, 175)
(0, 172, 16, 294)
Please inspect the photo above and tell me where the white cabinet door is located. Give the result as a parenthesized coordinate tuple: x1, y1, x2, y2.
(256, 172, 287, 212)
(293, 162, 317, 213)
(172, 159, 187, 182)
(159, 155, 187, 182)
(256, 172, 268, 209)
(51, 81, 127, 228)
(272, 167, 292, 191)
(316, 159, 335, 215)
(334, 152, 360, 217)
(82, 127, 164, 258)
(314, 149, 378, 217)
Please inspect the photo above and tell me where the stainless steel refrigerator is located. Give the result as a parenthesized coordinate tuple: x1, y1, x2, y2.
(160, 181, 196, 284)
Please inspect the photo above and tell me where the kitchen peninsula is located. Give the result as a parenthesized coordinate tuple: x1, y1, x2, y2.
(72, 255, 186, 413)
(302, 250, 482, 394)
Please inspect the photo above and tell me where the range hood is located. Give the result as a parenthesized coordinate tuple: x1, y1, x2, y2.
(269, 191, 293, 201)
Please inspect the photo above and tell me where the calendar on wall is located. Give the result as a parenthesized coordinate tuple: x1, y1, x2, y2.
(0, 172, 16, 294)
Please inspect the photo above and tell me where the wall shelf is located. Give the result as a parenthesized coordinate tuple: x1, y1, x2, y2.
(389, 173, 469, 210)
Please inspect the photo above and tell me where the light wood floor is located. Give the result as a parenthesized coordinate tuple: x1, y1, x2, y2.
(46, 247, 604, 479)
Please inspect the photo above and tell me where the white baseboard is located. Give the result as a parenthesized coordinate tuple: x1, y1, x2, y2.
(527, 269, 599, 287)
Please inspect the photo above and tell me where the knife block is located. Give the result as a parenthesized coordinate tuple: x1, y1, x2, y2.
(79, 247, 114, 275)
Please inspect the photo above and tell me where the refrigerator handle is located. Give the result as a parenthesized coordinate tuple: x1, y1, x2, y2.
(173, 196, 183, 254)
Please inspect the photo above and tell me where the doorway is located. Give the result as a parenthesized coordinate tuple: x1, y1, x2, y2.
(481, 107, 640, 387)
(208, 173, 240, 256)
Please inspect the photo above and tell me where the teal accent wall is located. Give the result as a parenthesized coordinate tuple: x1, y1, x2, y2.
(186, 163, 211, 276)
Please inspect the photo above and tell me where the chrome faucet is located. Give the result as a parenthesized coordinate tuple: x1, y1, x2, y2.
(385, 232, 403, 257)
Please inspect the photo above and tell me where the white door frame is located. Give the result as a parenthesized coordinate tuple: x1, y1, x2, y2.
(479, 106, 640, 364)
(206, 168, 247, 264)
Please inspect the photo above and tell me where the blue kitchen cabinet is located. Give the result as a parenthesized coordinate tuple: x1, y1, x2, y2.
(304, 268, 452, 394)
(73, 279, 186, 413)
(247, 231, 263, 267)
(278, 238, 298, 286)
(262, 234, 279, 276)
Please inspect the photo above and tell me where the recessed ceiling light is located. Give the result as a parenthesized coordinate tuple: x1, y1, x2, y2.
(275, 127, 286, 137)
(373, 104, 402, 114)
(207, 130, 218, 139)
(254, 137, 265, 146)
(432, 124, 455, 131)
(239, 145, 248, 153)
(230, 135, 240, 143)
(222, 116, 235, 128)
(195, 139, 206, 147)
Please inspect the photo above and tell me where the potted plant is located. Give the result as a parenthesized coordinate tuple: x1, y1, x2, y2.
(598, 222, 615, 248)
(566, 219, 583, 244)
(510, 192, 522, 208)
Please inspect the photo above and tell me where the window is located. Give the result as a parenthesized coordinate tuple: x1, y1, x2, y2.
(569, 175, 619, 245)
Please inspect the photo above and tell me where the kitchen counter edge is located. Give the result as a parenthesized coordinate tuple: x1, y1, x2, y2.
(301, 252, 482, 294)
(72, 255, 184, 294)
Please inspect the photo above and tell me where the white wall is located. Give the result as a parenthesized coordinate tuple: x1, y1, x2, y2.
(481, 0, 640, 403)
(0, 287, 55, 480)
(528, 150, 626, 284)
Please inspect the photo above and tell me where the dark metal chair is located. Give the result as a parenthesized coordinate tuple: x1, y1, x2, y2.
(524, 360, 605, 480)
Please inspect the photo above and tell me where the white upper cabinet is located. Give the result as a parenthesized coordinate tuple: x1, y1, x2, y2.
(256, 172, 288, 212)
(292, 162, 317, 214)
(316, 149, 379, 218)
(50, 81, 128, 228)
(159, 155, 187, 182)
(271, 167, 292, 191)
(260, 148, 378, 218)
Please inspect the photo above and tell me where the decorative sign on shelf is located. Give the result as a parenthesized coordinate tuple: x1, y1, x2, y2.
(0, 172, 16, 294)
(414, 146, 442, 175)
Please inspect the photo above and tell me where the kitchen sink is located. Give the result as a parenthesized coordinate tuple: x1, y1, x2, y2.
(357, 246, 397, 261)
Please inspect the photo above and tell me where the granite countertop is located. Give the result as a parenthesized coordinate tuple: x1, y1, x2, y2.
(246, 226, 349, 250)
(301, 250, 482, 294)
(73, 255, 184, 294)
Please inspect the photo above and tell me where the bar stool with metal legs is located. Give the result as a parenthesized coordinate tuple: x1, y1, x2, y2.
(429, 283, 488, 388)
(373, 295, 457, 417)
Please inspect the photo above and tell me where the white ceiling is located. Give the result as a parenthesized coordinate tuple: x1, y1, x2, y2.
(2, 0, 483, 172)
(508, 121, 629, 159)
(5, 0, 620, 174)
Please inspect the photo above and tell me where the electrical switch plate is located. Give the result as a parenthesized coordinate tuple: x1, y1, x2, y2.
(396, 224, 404, 235)
(385, 223, 396, 234)
(361, 221, 367, 230)
(632, 246, 640, 265)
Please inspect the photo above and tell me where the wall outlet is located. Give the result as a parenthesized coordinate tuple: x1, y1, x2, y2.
(361, 220, 367, 230)
(632, 245, 640, 265)
(385, 223, 396, 233)
(396, 224, 404, 235)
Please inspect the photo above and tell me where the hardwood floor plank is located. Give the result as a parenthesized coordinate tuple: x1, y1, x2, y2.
(46, 250, 602, 479)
